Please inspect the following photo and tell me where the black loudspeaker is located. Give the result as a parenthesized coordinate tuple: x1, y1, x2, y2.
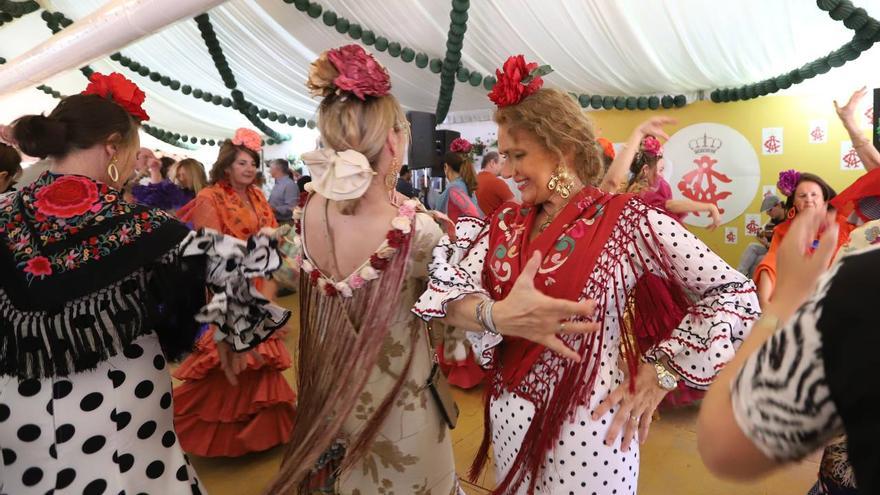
(407, 111, 437, 169)
(434, 129, 461, 167)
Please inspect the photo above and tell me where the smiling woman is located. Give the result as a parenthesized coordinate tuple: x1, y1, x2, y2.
(172, 128, 297, 459)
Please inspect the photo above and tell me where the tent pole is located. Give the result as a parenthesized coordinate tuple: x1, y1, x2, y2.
(0, 0, 227, 94)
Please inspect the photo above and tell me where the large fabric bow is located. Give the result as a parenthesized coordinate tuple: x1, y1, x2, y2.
(303, 148, 376, 200)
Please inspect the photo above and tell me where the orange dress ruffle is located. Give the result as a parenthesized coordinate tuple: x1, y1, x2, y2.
(173, 181, 296, 457)
(173, 332, 295, 457)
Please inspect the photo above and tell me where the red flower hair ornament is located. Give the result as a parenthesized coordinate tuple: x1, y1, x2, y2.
(81, 72, 149, 122)
(449, 137, 472, 154)
(488, 55, 553, 108)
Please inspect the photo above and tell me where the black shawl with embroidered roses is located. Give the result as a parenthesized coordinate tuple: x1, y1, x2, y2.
(0, 172, 206, 379)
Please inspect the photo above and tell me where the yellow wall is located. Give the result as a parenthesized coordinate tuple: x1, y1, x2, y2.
(591, 95, 870, 266)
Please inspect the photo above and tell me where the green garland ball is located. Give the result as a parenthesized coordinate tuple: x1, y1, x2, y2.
(137, 67, 150, 77)
(129, 61, 142, 71)
(212, 95, 222, 105)
(259, 109, 268, 119)
(843, 7, 868, 30)
(446, 51, 461, 63)
(446, 39, 462, 53)
(361, 30, 375, 45)
(201, 92, 212, 102)
(625, 97, 637, 110)
(612, 97, 625, 110)
(110, 52, 122, 62)
(209, 140, 216, 146)
(149, 72, 161, 82)
(452, 0, 470, 13)
(673, 95, 687, 107)
(269, 112, 278, 121)
(456, 67, 470, 82)
(817, 0, 842, 11)
(307, 2, 322, 18)
(637, 96, 649, 110)
(775, 75, 792, 89)
(193, 88, 203, 98)
(297, 118, 307, 127)
(401, 47, 415, 62)
(200, 138, 207, 145)
(335, 17, 350, 34)
(469, 72, 482, 87)
(388, 42, 401, 57)
(661, 95, 674, 108)
(450, 11, 468, 25)
(190, 137, 197, 144)
(430, 58, 443, 73)
(450, 22, 466, 37)
(375, 36, 388, 51)
(348, 23, 362, 39)
(829, 2, 855, 22)
(160, 76, 171, 86)
(589, 95, 602, 109)
(322, 10, 337, 26)
(294, 0, 309, 12)
(415, 52, 429, 68)
(308, 120, 317, 129)
(602, 96, 614, 110)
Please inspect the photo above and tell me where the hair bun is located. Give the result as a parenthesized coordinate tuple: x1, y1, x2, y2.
(12, 114, 69, 158)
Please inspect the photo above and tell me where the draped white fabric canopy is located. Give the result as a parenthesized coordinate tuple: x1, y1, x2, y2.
(3, 0, 880, 152)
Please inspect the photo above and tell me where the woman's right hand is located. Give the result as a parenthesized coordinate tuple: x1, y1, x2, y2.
(708, 205, 722, 230)
(635, 116, 677, 141)
(492, 252, 600, 362)
(834, 86, 867, 127)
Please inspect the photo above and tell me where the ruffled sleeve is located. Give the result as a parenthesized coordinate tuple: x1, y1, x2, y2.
(413, 216, 501, 365)
(177, 229, 291, 351)
(132, 180, 192, 211)
(634, 205, 761, 388)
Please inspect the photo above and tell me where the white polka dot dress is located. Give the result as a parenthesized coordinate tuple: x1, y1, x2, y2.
(0, 335, 204, 495)
(414, 198, 760, 494)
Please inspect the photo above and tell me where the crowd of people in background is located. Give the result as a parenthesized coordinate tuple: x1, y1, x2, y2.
(4, 42, 880, 495)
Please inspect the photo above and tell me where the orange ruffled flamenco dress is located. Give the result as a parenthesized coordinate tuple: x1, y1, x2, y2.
(173, 182, 296, 457)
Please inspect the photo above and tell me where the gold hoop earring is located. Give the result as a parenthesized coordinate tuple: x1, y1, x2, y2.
(107, 156, 120, 183)
(547, 165, 573, 199)
(385, 156, 400, 191)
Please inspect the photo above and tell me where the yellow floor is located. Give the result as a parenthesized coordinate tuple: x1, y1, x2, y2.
(181, 295, 820, 494)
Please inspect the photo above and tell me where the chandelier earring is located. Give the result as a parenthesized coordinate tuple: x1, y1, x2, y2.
(385, 155, 400, 191)
(107, 156, 120, 183)
(547, 164, 574, 199)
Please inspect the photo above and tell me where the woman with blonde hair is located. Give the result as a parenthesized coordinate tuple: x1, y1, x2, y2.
(172, 129, 297, 458)
(174, 158, 208, 195)
(414, 56, 758, 494)
(265, 44, 462, 494)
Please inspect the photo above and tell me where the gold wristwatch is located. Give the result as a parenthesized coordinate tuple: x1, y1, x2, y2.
(654, 362, 679, 391)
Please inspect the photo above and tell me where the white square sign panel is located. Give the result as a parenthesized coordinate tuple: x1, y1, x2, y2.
(840, 141, 864, 171)
(807, 120, 828, 144)
(762, 128, 783, 155)
(724, 227, 738, 244)
(744, 214, 762, 237)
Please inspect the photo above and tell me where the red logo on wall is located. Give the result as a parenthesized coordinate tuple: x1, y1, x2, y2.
(763, 135, 781, 154)
(746, 218, 760, 236)
(678, 134, 732, 215)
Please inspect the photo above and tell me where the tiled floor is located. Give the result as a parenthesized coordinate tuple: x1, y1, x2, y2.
(184, 295, 819, 494)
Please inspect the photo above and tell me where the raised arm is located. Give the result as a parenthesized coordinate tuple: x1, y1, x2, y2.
(599, 117, 676, 193)
(834, 87, 880, 172)
(665, 198, 722, 229)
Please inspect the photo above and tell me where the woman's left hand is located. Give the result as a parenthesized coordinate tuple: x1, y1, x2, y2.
(707, 205, 722, 231)
(592, 362, 670, 452)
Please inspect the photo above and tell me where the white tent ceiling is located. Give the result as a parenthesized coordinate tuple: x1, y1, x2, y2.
(3, 0, 880, 149)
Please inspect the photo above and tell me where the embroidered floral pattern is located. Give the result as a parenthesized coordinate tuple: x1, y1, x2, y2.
(288, 199, 417, 298)
(0, 173, 172, 280)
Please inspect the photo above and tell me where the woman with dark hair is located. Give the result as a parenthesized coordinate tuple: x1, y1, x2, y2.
(0, 142, 22, 192)
(172, 129, 297, 458)
(437, 138, 483, 222)
(0, 73, 288, 494)
(754, 171, 853, 307)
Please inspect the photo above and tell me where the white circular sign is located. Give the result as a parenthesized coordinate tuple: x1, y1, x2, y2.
(663, 123, 760, 228)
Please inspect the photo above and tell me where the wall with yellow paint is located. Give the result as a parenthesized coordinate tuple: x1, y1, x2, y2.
(590, 94, 871, 266)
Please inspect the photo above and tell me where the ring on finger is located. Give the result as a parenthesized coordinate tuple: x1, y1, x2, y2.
(559, 322, 566, 332)
(630, 414, 639, 422)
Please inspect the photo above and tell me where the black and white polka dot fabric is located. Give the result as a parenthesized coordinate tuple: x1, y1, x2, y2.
(0, 335, 203, 495)
(415, 199, 759, 494)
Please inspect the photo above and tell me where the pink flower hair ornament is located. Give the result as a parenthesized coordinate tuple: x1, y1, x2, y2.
(641, 135, 663, 157)
(777, 169, 801, 197)
(231, 128, 262, 153)
(449, 137, 472, 154)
